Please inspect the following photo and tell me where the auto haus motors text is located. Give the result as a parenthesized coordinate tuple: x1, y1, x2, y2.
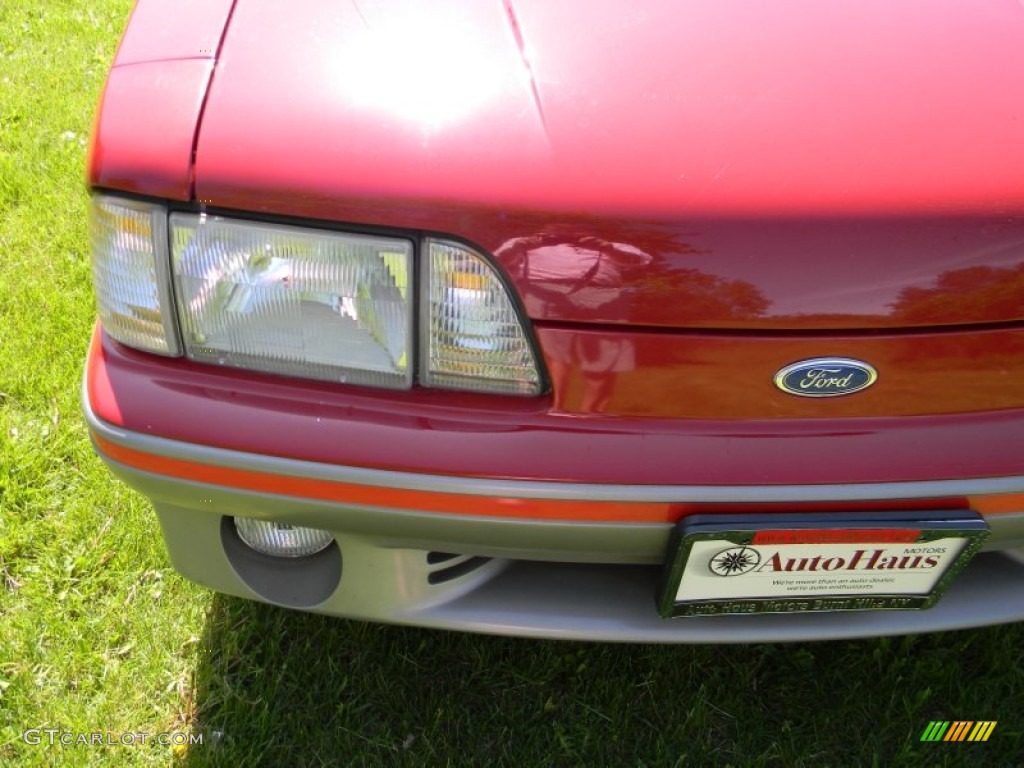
(751, 546, 946, 574)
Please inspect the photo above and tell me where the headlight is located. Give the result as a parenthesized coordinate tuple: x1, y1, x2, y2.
(422, 239, 542, 395)
(88, 196, 180, 355)
(170, 214, 413, 389)
(88, 195, 544, 395)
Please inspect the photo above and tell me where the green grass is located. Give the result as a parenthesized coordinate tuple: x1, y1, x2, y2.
(1, 1, 1022, 766)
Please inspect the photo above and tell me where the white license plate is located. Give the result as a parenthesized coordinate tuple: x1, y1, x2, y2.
(658, 511, 988, 617)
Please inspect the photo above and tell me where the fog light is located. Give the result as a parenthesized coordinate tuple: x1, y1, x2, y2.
(234, 518, 333, 558)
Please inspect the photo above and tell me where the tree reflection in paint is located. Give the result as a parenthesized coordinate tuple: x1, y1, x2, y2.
(889, 262, 1024, 325)
(496, 230, 771, 412)
(495, 230, 770, 324)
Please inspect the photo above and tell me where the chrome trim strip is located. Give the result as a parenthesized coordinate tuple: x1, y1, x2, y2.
(83, 376, 1024, 504)
(106, 463, 669, 563)
(94, 455, 1024, 561)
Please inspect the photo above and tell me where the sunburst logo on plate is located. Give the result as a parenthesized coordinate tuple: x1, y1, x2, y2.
(708, 546, 762, 577)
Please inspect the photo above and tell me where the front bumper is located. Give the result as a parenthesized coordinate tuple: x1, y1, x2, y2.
(85, 382, 1024, 642)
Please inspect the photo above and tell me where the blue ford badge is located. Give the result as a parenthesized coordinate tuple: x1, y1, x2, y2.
(774, 358, 878, 397)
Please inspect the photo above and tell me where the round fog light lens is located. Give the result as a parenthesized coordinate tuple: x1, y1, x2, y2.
(234, 518, 333, 558)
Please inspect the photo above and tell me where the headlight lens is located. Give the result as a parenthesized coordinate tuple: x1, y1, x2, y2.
(170, 214, 413, 389)
(88, 196, 179, 355)
(422, 239, 542, 395)
(88, 196, 543, 395)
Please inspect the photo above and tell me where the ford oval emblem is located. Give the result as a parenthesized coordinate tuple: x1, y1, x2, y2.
(774, 358, 878, 398)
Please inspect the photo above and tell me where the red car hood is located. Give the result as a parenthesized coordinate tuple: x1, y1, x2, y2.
(194, 0, 1024, 330)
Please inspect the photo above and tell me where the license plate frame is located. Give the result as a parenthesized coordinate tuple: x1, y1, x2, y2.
(657, 510, 988, 618)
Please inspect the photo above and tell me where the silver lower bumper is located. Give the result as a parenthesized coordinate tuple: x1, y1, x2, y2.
(93, 448, 1024, 643)
(85, 368, 1024, 642)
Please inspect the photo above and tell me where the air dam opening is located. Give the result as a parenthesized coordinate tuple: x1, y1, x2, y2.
(221, 516, 342, 608)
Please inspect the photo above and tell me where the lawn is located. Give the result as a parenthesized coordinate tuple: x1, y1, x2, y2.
(0, 1, 1022, 766)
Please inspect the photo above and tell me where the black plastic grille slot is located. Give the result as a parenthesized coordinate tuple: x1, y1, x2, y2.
(426, 553, 492, 585)
(426, 551, 461, 565)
